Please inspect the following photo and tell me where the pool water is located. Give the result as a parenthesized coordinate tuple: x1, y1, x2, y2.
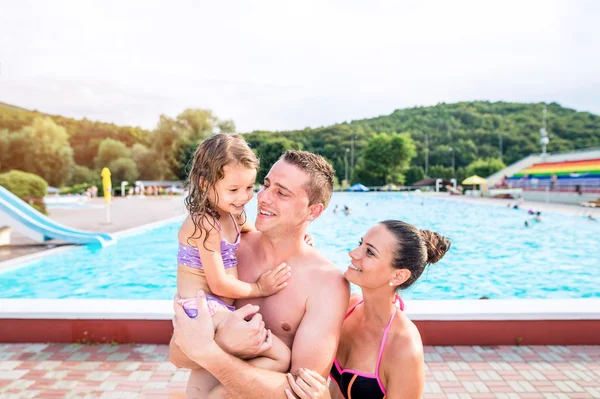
(1, 193, 599, 300)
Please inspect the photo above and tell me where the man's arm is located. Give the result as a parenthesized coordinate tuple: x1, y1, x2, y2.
(179, 271, 349, 399)
(289, 270, 349, 376)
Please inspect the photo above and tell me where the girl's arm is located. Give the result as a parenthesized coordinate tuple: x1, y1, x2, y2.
(197, 218, 289, 298)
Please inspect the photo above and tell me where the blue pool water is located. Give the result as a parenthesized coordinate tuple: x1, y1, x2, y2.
(1, 193, 599, 300)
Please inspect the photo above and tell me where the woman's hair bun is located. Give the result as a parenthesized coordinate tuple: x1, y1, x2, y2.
(420, 230, 451, 264)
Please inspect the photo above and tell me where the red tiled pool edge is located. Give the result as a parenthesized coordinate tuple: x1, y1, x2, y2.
(3, 319, 600, 345)
(1, 319, 173, 344)
(415, 320, 600, 345)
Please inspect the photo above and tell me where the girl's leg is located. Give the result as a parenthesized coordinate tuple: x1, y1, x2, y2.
(248, 330, 291, 372)
(183, 308, 231, 397)
(186, 368, 220, 399)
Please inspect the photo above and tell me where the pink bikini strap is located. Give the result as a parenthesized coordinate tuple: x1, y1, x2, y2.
(230, 213, 241, 235)
(344, 300, 364, 319)
(375, 296, 403, 395)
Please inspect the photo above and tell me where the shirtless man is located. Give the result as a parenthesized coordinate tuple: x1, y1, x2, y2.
(171, 150, 350, 398)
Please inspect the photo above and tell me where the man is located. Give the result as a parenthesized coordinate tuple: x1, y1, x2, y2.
(171, 150, 350, 398)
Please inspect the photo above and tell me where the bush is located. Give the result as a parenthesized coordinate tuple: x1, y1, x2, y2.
(0, 170, 48, 213)
(465, 158, 506, 178)
(60, 183, 91, 195)
(67, 165, 98, 186)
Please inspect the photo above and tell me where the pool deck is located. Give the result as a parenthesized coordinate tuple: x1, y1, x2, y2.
(0, 196, 186, 263)
(1, 343, 599, 398)
(435, 193, 600, 217)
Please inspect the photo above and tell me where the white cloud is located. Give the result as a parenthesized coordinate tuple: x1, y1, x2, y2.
(0, 0, 598, 131)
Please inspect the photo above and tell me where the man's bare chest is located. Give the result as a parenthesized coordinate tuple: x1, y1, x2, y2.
(237, 265, 308, 347)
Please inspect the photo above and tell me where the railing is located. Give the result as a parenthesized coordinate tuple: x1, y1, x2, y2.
(506, 179, 600, 195)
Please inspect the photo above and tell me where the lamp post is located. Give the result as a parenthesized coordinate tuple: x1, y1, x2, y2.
(498, 133, 503, 161)
(539, 106, 550, 157)
(344, 148, 350, 183)
(350, 135, 356, 181)
(449, 147, 455, 177)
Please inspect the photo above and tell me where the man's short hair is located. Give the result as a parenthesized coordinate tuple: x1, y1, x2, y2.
(280, 150, 334, 208)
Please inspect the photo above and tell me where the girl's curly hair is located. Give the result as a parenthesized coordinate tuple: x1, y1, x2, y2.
(184, 133, 259, 249)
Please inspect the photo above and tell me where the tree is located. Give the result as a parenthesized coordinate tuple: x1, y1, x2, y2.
(108, 158, 139, 184)
(131, 143, 163, 180)
(253, 137, 300, 181)
(465, 158, 506, 178)
(405, 166, 425, 186)
(354, 133, 416, 186)
(67, 165, 98, 186)
(1, 117, 74, 186)
(95, 138, 130, 169)
(429, 165, 454, 180)
(150, 109, 231, 179)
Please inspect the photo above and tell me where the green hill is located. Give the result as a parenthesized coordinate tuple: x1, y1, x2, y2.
(2, 100, 599, 185)
(0, 101, 151, 167)
(245, 101, 600, 183)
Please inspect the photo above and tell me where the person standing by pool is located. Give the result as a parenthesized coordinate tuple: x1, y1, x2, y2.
(284, 220, 451, 399)
(171, 134, 295, 397)
(171, 149, 349, 398)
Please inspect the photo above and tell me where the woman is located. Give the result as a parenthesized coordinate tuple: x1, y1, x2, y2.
(285, 220, 451, 399)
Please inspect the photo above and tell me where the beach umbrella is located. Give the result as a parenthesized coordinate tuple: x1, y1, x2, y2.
(381, 183, 399, 191)
(462, 175, 487, 191)
(347, 183, 370, 192)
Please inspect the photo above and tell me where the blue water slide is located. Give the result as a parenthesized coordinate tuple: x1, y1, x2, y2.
(0, 186, 116, 247)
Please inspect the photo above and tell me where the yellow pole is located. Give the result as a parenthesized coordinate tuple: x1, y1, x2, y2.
(101, 167, 112, 224)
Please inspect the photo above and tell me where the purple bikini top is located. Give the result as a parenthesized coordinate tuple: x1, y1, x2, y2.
(177, 214, 240, 270)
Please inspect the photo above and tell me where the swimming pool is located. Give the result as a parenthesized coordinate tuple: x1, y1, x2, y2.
(1, 193, 599, 300)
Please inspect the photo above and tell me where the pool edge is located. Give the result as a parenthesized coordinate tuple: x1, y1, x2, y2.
(2, 298, 600, 345)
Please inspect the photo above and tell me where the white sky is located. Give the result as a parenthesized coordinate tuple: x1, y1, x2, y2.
(1, 0, 599, 132)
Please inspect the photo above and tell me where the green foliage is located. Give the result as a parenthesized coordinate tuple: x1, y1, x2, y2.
(353, 133, 415, 186)
(67, 165, 98, 186)
(247, 136, 301, 181)
(95, 138, 131, 169)
(151, 109, 229, 180)
(132, 144, 164, 180)
(429, 165, 455, 179)
(0, 117, 74, 186)
(3, 101, 600, 188)
(405, 166, 425, 185)
(60, 183, 92, 195)
(0, 170, 48, 213)
(108, 158, 139, 184)
(246, 101, 600, 184)
(465, 158, 506, 178)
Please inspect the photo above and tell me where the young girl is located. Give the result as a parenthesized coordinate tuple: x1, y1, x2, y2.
(171, 133, 292, 397)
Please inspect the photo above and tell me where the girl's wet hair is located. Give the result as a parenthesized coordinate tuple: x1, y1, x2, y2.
(380, 220, 451, 289)
(185, 134, 259, 248)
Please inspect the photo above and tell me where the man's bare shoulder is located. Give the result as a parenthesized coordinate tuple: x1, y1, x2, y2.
(302, 246, 349, 292)
(238, 230, 262, 251)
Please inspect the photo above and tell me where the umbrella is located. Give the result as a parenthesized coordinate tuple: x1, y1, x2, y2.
(347, 183, 370, 192)
(380, 183, 399, 191)
(101, 167, 112, 223)
(101, 167, 112, 205)
(462, 175, 487, 185)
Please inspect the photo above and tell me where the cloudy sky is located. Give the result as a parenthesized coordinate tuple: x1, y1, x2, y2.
(1, 0, 599, 132)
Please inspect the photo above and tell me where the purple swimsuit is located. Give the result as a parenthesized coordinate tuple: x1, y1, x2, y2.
(177, 213, 240, 317)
